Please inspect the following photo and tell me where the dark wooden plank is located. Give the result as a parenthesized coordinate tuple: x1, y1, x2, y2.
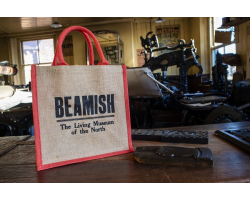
(0, 145, 36, 165)
(1, 143, 249, 183)
(0, 135, 31, 157)
(0, 164, 38, 183)
(159, 121, 250, 131)
(0, 122, 250, 183)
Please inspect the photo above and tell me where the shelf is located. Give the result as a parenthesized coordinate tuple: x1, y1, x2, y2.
(218, 17, 250, 29)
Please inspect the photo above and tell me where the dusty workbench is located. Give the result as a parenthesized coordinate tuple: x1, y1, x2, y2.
(0, 121, 250, 183)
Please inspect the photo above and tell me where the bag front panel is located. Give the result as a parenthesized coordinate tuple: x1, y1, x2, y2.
(35, 65, 129, 165)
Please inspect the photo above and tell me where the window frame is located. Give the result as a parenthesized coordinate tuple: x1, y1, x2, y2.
(18, 34, 57, 85)
(21, 39, 55, 66)
(210, 17, 237, 80)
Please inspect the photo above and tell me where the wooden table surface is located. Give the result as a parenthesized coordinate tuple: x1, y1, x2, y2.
(0, 121, 250, 183)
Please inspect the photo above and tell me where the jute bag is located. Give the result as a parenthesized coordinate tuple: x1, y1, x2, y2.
(31, 26, 134, 171)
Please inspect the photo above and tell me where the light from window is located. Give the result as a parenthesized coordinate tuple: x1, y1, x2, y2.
(225, 43, 236, 80)
(214, 17, 223, 30)
(22, 39, 54, 65)
(24, 65, 31, 84)
(213, 17, 236, 81)
(24, 63, 52, 84)
(214, 17, 235, 46)
(213, 44, 236, 80)
(217, 47, 224, 55)
(22, 38, 54, 84)
(225, 43, 236, 54)
(228, 65, 236, 80)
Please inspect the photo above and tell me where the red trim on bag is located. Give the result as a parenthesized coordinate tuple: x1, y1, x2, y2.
(122, 65, 134, 152)
(32, 64, 134, 171)
(37, 150, 133, 171)
(31, 65, 43, 171)
(35, 65, 134, 171)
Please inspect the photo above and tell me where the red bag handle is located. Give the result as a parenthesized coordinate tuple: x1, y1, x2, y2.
(52, 26, 109, 66)
(52, 31, 94, 66)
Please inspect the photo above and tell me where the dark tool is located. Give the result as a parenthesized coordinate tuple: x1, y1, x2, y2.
(211, 51, 229, 94)
(132, 129, 208, 144)
(140, 36, 203, 93)
(133, 146, 213, 167)
(214, 129, 250, 153)
(140, 31, 159, 52)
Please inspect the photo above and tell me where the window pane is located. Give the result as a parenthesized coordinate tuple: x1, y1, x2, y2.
(214, 17, 223, 30)
(225, 43, 236, 54)
(38, 39, 54, 63)
(24, 63, 52, 85)
(214, 17, 233, 46)
(225, 44, 236, 80)
(24, 65, 31, 84)
(217, 47, 224, 54)
(23, 40, 39, 65)
(22, 38, 54, 85)
(228, 66, 236, 80)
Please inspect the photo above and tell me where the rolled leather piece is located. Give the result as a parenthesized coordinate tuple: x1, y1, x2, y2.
(0, 86, 15, 99)
(133, 146, 213, 167)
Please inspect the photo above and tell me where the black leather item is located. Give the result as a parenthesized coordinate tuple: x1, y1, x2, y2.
(133, 146, 213, 167)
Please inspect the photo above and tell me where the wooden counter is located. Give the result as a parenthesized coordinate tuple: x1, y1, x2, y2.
(0, 121, 250, 183)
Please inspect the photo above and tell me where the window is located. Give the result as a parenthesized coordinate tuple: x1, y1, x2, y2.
(212, 17, 236, 80)
(21, 38, 54, 84)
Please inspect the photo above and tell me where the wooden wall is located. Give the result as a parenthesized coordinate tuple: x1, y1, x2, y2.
(132, 17, 210, 76)
(70, 17, 209, 75)
(0, 37, 9, 61)
(0, 36, 9, 82)
(2, 17, 249, 85)
(133, 17, 191, 75)
(189, 17, 211, 75)
(0, 17, 212, 84)
(236, 20, 250, 78)
(71, 21, 134, 67)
